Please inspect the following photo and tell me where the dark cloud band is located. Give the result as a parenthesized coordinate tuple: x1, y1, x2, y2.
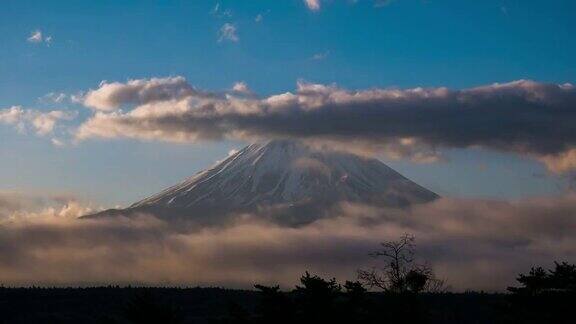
(75, 78, 576, 172)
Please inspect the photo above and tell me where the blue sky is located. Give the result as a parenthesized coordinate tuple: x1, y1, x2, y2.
(1, 0, 575, 206)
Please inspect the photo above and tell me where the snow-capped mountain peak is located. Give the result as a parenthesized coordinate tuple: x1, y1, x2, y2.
(88, 140, 438, 224)
(132, 139, 437, 210)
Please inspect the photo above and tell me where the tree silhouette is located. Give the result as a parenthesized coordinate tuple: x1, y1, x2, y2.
(343, 280, 367, 300)
(253, 284, 293, 323)
(505, 262, 575, 323)
(549, 262, 576, 292)
(508, 261, 576, 295)
(358, 234, 445, 294)
(293, 272, 341, 321)
(252, 272, 375, 323)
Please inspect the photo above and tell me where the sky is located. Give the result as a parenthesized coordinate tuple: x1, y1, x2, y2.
(1, 0, 576, 207)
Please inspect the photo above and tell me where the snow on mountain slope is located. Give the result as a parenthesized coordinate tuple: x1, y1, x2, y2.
(86, 139, 438, 224)
(128, 139, 438, 215)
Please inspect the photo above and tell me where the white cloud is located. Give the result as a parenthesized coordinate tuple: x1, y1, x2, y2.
(0, 106, 76, 136)
(51, 138, 65, 147)
(27, 30, 52, 44)
(218, 23, 239, 42)
(232, 81, 251, 94)
(40, 92, 68, 104)
(211, 2, 232, 18)
(306, 0, 398, 11)
(0, 191, 91, 222)
(254, 10, 270, 23)
(0, 106, 25, 125)
(81, 76, 201, 111)
(304, 0, 321, 11)
(311, 51, 330, 60)
(31, 111, 72, 135)
(27, 30, 43, 43)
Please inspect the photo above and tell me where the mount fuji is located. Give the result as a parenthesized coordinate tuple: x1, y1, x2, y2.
(87, 140, 438, 225)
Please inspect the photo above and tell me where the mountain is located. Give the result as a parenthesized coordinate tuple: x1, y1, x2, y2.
(87, 140, 438, 225)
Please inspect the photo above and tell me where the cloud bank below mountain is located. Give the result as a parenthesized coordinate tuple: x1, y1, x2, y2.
(1, 192, 575, 291)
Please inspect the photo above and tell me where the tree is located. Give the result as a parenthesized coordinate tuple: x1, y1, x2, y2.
(293, 272, 342, 322)
(358, 234, 445, 294)
(508, 261, 576, 295)
(253, 284, 293, 323)
(253, 274, 371, 324)
(343, 280, 367, 300)
(549, 262, 576, 292)
(295, 271, 341, 305)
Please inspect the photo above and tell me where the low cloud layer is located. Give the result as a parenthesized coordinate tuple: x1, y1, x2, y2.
(0, 192, 575, 291)
(0, 192, 92, 223)
(75, 77, 576, 172)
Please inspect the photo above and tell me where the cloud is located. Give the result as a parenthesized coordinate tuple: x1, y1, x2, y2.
(305, 0, 396, 11)
(311, 51, 330, 60)
(0, 192, 575, 290)
(27, 30, 52, 44)
(0, 106, 76, 136)
(304, 0, 321, 11)
(40, 92, 67, 104)
(0, 192, 91, 222)
(51, 138, 65, 147)
(211, 2, 232, 18)
(374, 0, 395, 7)
(232, 81, 251, 94)
(74, 77, 576, 173)
(0, 106, 25, 125)
(254, 10, 270, 23)
(27, 30, 43, 43)
(218, 23, 239, 43)
(81, 77, 204, 111)
(31, 111, 73, 135)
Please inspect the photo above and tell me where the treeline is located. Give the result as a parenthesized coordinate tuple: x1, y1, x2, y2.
(1, 265, 573, 324)
(0, 235, 574, 323)
(220, 260, 574, 324)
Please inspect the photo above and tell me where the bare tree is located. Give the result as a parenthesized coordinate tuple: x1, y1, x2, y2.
(358, 234, 445, 294)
